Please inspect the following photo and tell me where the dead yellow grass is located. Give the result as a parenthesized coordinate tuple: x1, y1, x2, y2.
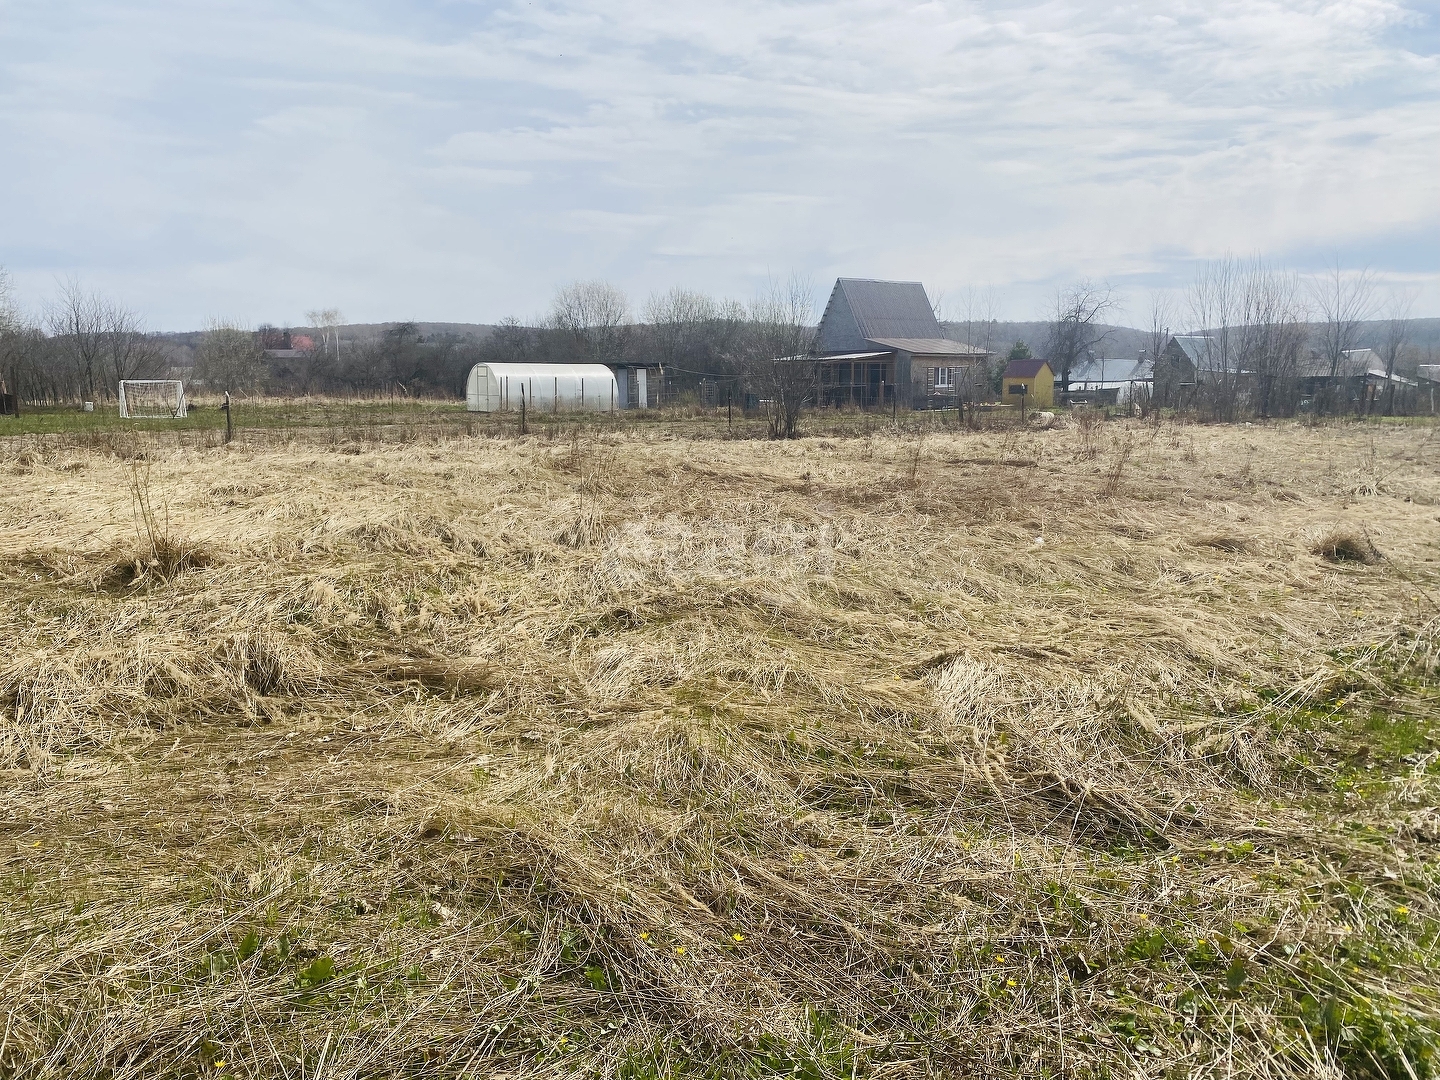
(1, 415, 1438, 1079)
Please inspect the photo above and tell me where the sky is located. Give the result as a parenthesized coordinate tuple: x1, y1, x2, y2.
(1, 0, 1437, 330)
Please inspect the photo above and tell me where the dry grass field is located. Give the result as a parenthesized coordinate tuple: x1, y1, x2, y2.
(1, 414, 1438, 1079)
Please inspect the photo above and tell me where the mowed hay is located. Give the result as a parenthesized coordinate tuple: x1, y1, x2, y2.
(0, 417, 1438, 1079)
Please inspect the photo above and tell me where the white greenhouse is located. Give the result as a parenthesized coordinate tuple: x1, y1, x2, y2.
(465, 363, 620, 413)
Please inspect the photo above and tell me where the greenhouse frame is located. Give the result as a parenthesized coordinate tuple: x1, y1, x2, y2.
(465, 363, 621, 414)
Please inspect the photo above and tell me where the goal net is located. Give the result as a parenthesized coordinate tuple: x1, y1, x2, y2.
(118, 380, 187, 419)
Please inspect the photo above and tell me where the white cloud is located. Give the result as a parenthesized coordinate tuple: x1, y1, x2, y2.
(0, 0, 1435, 326)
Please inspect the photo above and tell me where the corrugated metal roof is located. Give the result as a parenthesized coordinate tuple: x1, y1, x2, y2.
(1170, 336, 1257, 374)
(865, 337, 987, 356)
(1003, 358, 1051, 379)
(817, 278, 941, 353)
(1171, 335, 1222, 370)
(1068, 357, 1153, 385)
(1297, 349, 1414, 383)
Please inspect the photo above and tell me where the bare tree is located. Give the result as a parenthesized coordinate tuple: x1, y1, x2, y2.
(1237, 261, 1307, 418)
(47, 279, 107, 400)
(1145, 292, 1173, 370)
(645, 288, 714, 367)
(737, 276, 817, 439)
(1186, 257, 1250, 420)
(1310, 262, 1376, 416)
(44, 279, 163, 400)
(0, 269, 23, 411)
(1046, 280, 1119, 394)
(0, 268, 17, 334)
(944, 283, 1000, 352)
(305, 308, 345, 368)
(551, 280, 629, 363)
(1379, 288, 1416, 416)
(100, 304, 166, 389)
(195, 319, 268, 393)
(976, 285, 1001, 356)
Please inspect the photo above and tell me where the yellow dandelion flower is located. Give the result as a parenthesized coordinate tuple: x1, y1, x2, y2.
(1006, 979, 1016, 988)
(640, 932, 650, 942)
(213, 1062, 226, 1069)
(674, 946, 686, 955)
(732, 933, 745, 942)
(1396, 906, 1410, 916)
(1137, 913, 1149, 920)
(994, 955, 1005, 963)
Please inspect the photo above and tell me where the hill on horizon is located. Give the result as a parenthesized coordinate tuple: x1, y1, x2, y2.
(155, 317, 1440, 367)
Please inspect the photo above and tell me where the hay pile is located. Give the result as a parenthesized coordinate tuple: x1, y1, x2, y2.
(0, 416, 1437, 1079)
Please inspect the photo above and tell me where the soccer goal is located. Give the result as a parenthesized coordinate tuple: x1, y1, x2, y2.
(118, 380, 187, 419)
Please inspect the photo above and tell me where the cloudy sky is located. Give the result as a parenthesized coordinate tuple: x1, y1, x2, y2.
(1, 0, 1436, 329)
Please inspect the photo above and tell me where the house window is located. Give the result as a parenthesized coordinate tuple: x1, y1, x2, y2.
(934, 366, 953, 389)
(1008, 384, 1026, 396)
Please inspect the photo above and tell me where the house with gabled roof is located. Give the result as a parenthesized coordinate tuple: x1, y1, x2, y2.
(1152, 334, 1249, 406)
(1296, 348, 1416, 413)
(814, 278, 989, 409)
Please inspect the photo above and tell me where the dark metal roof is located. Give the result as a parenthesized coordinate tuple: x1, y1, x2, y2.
(1170, 335, 1242, 374)
(1003, 358, 1051, 379)
(817, 278, 941, 353)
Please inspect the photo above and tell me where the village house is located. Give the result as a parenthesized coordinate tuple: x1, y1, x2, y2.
(1419, 366, 1440, 414)
(1151, 335, 1235, 404)
(813, 278, 988, 409)
(1296, 348, 1416, 413)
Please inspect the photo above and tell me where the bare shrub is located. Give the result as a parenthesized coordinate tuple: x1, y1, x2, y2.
(1311, 524, 1380, 564)
(103, 463, 212, 588)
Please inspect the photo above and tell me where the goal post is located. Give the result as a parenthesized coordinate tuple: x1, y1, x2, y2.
(118, 380, 187, 419)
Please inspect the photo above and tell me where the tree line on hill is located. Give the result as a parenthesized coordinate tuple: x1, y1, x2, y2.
(1, 263, 1433, 424)
(0, 274, 819, 423)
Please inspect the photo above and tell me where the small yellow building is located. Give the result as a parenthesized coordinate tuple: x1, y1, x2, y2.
(1001, 359, 1054, 409)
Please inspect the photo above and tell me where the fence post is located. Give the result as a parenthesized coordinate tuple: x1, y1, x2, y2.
(222, 391, 233, 444)
(520, 386, 527, 435)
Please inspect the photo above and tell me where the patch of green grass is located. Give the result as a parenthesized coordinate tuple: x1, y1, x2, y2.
(1, 400, 477, 438)
(1, 403, 226, 437)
